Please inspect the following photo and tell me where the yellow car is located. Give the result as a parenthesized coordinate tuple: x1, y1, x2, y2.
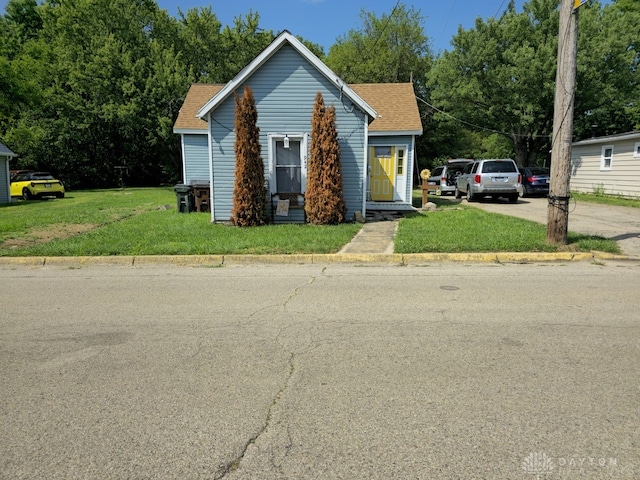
(10, 171, 65, 200)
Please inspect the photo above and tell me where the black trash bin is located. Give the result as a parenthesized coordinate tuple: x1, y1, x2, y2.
(174, 184, 194, 213)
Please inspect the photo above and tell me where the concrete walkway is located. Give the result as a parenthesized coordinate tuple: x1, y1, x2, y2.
(338, 219, 399, 254)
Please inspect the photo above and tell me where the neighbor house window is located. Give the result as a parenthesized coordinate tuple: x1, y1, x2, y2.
(634, 142, 640, 158)
(601, 145, 613, 171)
(397, 148, 405, 175)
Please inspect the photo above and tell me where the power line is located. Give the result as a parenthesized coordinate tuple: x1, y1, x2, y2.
(494, 0, 508, 19)
(369, 0, 402, 53)
(415, 95, 550, 139)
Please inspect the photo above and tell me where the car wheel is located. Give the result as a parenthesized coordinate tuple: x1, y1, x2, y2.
(56, 192, 65, 199)
(522, 185, 529, 198)
(508, 193, 518, 203)
(466, 185, 475, 202)
(454, 186, 462, 199)
(22, 188, 33, 200)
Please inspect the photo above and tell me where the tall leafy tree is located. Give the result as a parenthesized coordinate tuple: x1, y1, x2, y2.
(231, 86, 267, 227)
(573, 0, 640, 138)
(428, 0, 639, 166)
(428, 0, 559, 166)
(326, 3, 432, 90)
(1, 0, 186, 187)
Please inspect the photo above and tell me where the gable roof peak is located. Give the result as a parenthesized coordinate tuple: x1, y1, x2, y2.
(196, 31, 377, 120)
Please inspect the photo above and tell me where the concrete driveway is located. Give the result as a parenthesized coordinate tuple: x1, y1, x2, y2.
(463, 196, 640, 258)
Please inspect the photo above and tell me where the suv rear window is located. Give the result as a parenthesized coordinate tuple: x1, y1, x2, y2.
(482, 161, 517, 173)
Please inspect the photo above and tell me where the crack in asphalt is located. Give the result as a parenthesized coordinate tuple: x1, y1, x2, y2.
(214, 275, 316, 479)
(214, 352, 296, 480)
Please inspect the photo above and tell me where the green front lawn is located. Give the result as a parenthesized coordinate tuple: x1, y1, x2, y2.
(0, 188, 360, 256)
(0, 187, 620, 256)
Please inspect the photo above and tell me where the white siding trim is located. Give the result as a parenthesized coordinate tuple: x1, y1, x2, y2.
(369, 130, 422, 137)
(634, 142, 640, 158)
(180, 135, 187, 183)
(207, 113, 215, 222)
(410, 135, 417, 204)
(362, 112, 369, 218)
(174, 128, 208, 135)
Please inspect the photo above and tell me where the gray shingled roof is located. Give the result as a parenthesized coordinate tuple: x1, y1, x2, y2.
(0, 142, 16, 157)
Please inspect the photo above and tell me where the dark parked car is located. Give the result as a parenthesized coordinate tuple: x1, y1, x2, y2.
(9, 169, 33, 181)
(519, 167, 550, 197)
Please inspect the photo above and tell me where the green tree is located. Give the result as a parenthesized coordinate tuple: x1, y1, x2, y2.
(427, 0, 639, 166)
(573, 0, 640, 138)
(305, 93, 345, 224)
(217, 12, 275, 83)
(428, 0, 559, 166)
(1, 0, 186, 187)
(231, 86, 267, 227)
(326, 3, 432, 90)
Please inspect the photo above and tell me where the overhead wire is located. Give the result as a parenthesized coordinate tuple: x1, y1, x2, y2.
(422, 0, 577, 143)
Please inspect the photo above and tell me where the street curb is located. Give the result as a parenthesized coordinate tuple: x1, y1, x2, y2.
(0, 251, 635, 267)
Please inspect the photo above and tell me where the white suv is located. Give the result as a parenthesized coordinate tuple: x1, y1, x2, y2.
(455, 159, 521, 203)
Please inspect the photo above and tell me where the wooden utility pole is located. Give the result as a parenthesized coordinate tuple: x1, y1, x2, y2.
(547, 0, 580, 245)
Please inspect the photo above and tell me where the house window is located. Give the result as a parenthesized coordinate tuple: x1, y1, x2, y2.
(601, 145, 613, 171)
(269, 134, 307, 193)
(397, 148, 405, 175)
(634, 142, 640, 158)
(374, 146, 392, 158)
(276, 140, 301, 192)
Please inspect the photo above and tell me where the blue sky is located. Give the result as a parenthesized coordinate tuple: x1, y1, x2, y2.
(1, 0, 529, 54)
(156, 0, 528, 54)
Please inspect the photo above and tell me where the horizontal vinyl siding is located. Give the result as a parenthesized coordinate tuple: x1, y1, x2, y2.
(183, 134, 210, 184)
(210, 102, 237, 221)
(210, 44, 367, 222)
(571, 139, 640, 198)
(0, 159, 9, 203)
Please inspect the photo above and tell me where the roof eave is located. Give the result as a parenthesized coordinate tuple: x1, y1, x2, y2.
(173, 128, 208, 135)
(572, 131, 640, 146)
(369, 129, 423, 137)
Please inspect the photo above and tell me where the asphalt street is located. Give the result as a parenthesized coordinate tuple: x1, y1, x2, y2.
(1, 262, 638, 479)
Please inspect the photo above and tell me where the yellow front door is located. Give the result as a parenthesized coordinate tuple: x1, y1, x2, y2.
(369, 146, 395, 201)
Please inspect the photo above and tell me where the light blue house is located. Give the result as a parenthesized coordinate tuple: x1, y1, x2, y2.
(173, 31, 423, 222)
(0, 142, 17, 204)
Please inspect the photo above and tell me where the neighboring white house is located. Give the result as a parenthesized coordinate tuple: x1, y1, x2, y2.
(0, 142, 17, 204)
(571, 131, 640, 198)
(173, 31, 423, 223)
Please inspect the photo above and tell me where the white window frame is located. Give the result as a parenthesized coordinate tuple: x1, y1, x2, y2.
(634, 142, 640, 158)
(600, 145, 613, 171)
(267, 133, 308, 193)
